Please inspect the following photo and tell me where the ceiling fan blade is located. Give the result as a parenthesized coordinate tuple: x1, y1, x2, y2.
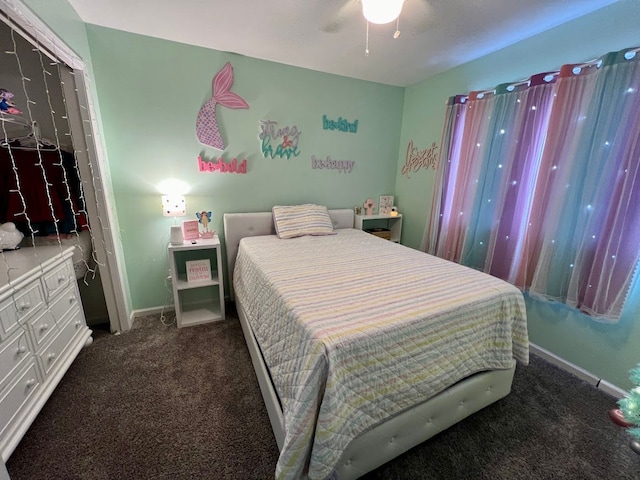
(320, 0, 361, 33)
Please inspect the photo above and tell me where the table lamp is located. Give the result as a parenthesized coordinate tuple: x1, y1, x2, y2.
(162, 195, 186, 245)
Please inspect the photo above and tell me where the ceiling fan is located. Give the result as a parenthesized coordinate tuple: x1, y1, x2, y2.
(322, 0, 431, 39)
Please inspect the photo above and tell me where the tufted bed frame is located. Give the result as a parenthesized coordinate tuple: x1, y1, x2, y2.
(223, 209, 516, 479)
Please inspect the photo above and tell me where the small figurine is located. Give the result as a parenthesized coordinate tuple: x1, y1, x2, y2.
(196, 211, 214, 238)
(0, 89, 21, 115)
(363, 198, 375, 216)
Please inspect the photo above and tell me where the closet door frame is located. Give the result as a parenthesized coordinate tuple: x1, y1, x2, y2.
(0, 0, 131, 332)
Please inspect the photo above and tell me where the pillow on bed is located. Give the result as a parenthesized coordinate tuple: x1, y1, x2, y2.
(272, 204, 336, 239)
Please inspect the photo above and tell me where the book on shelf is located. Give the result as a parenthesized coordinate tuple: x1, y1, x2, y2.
(185, 259, 211, 283)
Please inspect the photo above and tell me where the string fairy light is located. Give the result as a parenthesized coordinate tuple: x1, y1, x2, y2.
(34, 13, 115, 276)
(33, 38, 99, 284)
(1, 15, 112, 298)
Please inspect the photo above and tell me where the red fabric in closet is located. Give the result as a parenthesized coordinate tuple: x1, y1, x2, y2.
(0, 148, 87, 231)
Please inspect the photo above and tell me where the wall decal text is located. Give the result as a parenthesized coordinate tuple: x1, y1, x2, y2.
(259, 120, 301, 159)
(311, 155, 356, 173)
(322, 115, 358, 133)
(198, 155, 247, 174)
(401, 140, 439, 179)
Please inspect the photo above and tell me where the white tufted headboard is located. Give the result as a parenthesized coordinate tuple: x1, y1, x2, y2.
(222, 209, 354, 301)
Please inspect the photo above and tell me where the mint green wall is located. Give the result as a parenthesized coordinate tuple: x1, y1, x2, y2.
(24, 0, 90, 61)
(85, 25, 404, 310)
(395, 0, 640, 390)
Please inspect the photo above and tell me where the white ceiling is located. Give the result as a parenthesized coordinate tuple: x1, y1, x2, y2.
(65, 0, 621, 87)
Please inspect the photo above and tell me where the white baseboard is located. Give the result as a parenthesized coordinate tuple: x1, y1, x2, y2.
(529, 343, 627, 398)
(597, 379, 628, 399)
(129, 305, 175, 323)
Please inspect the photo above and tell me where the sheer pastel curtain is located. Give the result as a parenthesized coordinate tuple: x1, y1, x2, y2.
(530, 49, 640, 320)
(460, 76, 558, 278)
(426, 46, 640, 322)
(428, 90, 495, 261)
(426, 95, 467, 255)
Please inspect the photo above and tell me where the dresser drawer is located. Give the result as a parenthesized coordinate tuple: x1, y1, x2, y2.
(0, 331, 31, 387)
(37, 309, 83, 377)
(0, 281, 45, 342)
(0, 362, 40, 439)
(42, 259, 74, 300)
(28, 285, 80, 348)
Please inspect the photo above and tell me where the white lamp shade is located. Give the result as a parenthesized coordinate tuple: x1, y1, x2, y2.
(362, 0, 405, 24)
(162, 195, 186, 217)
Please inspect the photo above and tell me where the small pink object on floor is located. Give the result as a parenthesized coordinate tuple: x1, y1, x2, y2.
(609, 408, 634, 428)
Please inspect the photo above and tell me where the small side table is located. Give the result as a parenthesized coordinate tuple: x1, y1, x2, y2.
(167, 236, 225, 328)
(354, 213, 403, 243)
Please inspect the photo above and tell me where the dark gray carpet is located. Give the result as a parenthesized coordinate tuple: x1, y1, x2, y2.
(7, 305, 640, 480)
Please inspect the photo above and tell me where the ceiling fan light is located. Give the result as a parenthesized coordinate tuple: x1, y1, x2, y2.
(362, 0, 405, 25)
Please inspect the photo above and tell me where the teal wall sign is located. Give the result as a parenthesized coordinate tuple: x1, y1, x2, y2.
(322, 115, 358, 133)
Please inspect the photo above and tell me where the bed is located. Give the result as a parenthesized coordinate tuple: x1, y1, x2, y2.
(223, 207, 529, 480)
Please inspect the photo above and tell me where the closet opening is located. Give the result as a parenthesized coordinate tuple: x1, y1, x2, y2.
(0, 1, 129, 333)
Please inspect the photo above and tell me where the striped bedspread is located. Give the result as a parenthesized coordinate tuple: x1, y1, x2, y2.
(233, 229, 529, 480)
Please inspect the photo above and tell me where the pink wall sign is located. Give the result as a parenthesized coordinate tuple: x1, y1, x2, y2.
(196, 62, 249, 151)
(401, 140, 439, 179)
(197, 155, 247, 174)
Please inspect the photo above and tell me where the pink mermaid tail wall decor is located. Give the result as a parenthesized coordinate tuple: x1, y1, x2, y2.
(196, 62, 249, 150)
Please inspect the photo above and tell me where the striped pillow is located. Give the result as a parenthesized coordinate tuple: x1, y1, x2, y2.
(272, 204, 336, 239)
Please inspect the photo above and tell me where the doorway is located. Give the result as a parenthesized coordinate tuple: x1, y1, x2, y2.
(0, 1, 130, 332)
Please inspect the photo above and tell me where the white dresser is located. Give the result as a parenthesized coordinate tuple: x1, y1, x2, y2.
(0, 246, 92, 461)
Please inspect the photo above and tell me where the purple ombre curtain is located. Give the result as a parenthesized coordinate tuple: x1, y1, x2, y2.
(428, 90, 495, 262)
(426, 46, 640, 322)
(530, 48, 640, 320)
(489, 73, 557, 286)
(426, 95, 467, 254)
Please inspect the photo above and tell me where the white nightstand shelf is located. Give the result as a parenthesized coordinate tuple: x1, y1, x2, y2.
(173, 270, 220, 290)
(355, 214, 403, 243)
(168, 237, 225, 328)
(179, 302, 220, 326)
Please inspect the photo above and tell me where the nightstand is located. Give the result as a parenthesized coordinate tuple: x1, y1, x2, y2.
(354, 214, 403, 243)
(167, 236, 225, 328)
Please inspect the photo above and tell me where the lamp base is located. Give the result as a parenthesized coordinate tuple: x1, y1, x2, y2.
(170, 225, 184, 245)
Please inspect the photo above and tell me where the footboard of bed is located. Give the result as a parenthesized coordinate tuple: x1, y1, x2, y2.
(335, 363, 515, 479)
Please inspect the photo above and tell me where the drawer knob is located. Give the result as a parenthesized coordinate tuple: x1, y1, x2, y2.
(40, 323, 49, 331)
(69, 296, 76, 304)
(47, 352, 57, 361)
(17, 345, 27, 354)
(58, 275, 66, 283)
(25, 378, 36, 388)
(75, 320, 82, 328)
(18, 302, 31, 312)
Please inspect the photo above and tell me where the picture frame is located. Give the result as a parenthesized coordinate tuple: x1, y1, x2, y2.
(379, 195, 394, 215)
(182, 220, 200, 241)
(185, 259, 211, 283)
